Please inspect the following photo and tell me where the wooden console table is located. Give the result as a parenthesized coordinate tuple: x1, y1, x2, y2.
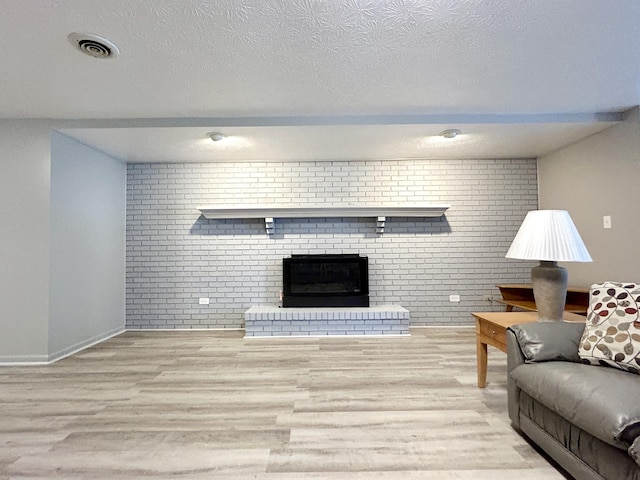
(495, 283, 589, 314)
(472, 311, 585, 388)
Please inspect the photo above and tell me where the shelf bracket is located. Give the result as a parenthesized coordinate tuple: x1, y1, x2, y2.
(376, 216, 386, 234)
(265, 217, 275, 236)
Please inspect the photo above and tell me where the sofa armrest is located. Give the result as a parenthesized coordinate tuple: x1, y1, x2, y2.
(506, 321, 585, 429)
(506, 328, 526, 428)
(509, 321, 585, 363)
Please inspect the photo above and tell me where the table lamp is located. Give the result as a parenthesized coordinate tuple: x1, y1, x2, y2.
(506, 210, 592, 321)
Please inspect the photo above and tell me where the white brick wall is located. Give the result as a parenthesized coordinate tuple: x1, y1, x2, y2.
(126, 158, 536, 329)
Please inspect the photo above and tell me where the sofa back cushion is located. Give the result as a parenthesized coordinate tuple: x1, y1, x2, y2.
(578, 282, 640, 374)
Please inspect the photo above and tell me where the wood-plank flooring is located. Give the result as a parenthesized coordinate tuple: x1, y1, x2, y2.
(0, 328, 569, 479)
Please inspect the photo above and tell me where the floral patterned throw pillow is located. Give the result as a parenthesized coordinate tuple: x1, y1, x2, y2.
(578, 282, 640, 374)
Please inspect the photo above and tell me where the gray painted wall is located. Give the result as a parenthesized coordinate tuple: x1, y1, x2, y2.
(0, 125, 127, 363)
(0, 120, 53, 362)
(49, 133, 126, 360)
(538, 108, 640, 287)
(126, 158, 537, 328)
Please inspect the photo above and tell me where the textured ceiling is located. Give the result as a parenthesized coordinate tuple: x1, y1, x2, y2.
(2, 0, 640, 161)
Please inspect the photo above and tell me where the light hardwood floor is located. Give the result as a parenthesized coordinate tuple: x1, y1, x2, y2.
(0, 328, 570, 479)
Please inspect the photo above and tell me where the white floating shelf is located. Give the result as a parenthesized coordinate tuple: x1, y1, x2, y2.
(197, 205, 450, 235)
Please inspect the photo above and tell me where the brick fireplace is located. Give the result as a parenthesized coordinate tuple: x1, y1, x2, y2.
(244, 305, 409, 337)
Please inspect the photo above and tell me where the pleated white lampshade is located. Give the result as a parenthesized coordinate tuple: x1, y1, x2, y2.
(506, 210, 592, 262)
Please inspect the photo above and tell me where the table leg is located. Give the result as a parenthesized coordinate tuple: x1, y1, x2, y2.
(475, 319, 488, 388)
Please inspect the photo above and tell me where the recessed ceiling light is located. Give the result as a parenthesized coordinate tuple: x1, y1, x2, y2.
(68, 32, 120, 59)
(439, 129, 462, 139)
(208, 132, 227, 142)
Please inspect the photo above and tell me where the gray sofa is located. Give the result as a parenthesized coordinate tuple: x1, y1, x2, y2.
(507, 321, 640, 480)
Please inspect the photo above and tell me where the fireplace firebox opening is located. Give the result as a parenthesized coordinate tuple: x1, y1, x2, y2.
(282, 254, 369, 307)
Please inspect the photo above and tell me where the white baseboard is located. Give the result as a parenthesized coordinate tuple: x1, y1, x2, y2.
(131, 327, 244, 332)
(0, 353, 50, 365)
(0, 326, 125, 366)
(47, 326, 125, 363)
(410, 325, 475, 330)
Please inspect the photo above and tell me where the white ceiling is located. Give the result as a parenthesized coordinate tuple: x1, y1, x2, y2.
(3, 0, 640, 162)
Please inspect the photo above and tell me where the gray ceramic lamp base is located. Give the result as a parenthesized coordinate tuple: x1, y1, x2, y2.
(531, 261, 568, 321)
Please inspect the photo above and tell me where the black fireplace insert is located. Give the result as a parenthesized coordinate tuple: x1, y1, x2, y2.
(282, 254, 369, 307)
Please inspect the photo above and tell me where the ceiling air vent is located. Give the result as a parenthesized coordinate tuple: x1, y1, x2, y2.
(68, 32, 120, 59)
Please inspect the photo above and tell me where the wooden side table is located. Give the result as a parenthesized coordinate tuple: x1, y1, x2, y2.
(495, 283, 589, 314)
(472, 311, 585, 388)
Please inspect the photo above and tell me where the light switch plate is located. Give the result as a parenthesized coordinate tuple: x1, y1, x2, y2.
(603, 215, 612, 229)
(198, 297, 210, 305)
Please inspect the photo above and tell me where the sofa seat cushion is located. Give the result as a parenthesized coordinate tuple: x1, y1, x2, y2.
(511, 361, 640, 449)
